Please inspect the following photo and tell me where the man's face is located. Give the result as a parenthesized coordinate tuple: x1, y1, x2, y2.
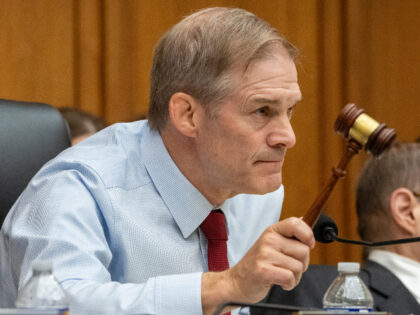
(195, 51, 301, 200)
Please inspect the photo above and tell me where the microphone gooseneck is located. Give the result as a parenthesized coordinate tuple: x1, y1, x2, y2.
(313, 213, 420, 247)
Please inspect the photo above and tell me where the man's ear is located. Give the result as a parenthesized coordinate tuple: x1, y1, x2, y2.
(390, 187, 418, 236)
(168, 92, 202, 138)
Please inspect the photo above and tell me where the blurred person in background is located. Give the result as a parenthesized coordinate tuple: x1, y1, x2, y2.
(59, 107, 107, 145)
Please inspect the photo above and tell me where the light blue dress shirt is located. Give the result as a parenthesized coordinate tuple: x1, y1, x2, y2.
(0, 121, 284, 314)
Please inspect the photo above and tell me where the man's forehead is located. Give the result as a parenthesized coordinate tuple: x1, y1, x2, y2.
(214, 50, 300, 108)
(242, 54, 298, 82)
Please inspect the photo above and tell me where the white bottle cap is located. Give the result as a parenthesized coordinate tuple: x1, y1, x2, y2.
(338, 262, 360, 273)
(31, 260, 53, 272)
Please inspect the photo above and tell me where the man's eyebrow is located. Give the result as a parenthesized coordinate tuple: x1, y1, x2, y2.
(249, 96, 302, 107)
(249, 97, 281, 105)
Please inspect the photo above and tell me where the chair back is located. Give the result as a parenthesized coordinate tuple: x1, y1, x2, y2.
(0, 99, 71, 225)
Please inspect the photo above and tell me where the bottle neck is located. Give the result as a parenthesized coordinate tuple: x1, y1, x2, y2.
(32, 269, 52, 276)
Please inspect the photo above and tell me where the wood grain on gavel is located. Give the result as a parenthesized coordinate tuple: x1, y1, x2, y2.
(302, 103, 397, 228)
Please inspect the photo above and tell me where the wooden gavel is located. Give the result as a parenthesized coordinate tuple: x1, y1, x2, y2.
(302, 103, 396, 227)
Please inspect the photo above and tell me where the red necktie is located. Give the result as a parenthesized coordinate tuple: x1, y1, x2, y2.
(200, 210, 229, 271)
(200, 210, 230, 315)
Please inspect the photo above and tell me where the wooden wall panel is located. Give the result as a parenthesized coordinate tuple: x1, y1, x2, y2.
(0, 0, 74, 105)
(74, 0, 104, 116)
(0, 0, 419, 266)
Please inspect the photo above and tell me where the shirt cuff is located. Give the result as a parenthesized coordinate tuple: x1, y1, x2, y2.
(155, 272, 203, 315)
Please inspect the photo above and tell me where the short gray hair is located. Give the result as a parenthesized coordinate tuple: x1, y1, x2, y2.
(148, 7, 298, 131)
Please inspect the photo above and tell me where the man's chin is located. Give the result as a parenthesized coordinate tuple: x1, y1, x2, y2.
(246, 177, 283, 195)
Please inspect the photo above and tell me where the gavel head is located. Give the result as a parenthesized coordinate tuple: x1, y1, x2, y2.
(334, 103, 396, 156)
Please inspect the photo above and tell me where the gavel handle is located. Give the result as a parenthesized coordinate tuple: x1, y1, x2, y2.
(302, 140, 362, 227)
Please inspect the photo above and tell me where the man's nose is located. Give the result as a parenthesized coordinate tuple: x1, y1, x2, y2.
(266, 116, 296, 149)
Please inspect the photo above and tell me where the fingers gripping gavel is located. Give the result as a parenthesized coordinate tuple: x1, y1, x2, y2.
(302, 103, 396, 227)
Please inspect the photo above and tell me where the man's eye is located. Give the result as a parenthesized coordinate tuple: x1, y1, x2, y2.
(287, 107, 294, 119)
(255, 107, 269, 116)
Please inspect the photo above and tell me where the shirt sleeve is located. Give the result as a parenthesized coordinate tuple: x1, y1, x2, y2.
(62, 273, 202, 314)
(1, 163, 203, 315)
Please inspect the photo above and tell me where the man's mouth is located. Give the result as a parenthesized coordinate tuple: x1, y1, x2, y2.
(254, 159, 284, 165)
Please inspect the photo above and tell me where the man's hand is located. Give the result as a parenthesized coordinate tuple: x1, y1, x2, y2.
(202, 217, 315, 315)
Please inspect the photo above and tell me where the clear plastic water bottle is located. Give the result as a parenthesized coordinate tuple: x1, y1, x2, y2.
(15, 261, 69, 314)
(323, 262, 374, 313)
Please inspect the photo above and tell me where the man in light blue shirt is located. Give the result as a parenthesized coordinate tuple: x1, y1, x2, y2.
(0, 7, 314, 315)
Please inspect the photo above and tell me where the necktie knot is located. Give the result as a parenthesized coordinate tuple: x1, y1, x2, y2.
(200, 210, 228, 241)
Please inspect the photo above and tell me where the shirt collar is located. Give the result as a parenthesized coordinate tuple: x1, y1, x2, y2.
(369, 249, 420, 303)
(142, 125, 219, 238)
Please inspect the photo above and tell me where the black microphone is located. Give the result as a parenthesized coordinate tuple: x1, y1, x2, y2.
(313, 213, 338, 243)
(313, 213, 420, 247)
(213, 301, 320, 315)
